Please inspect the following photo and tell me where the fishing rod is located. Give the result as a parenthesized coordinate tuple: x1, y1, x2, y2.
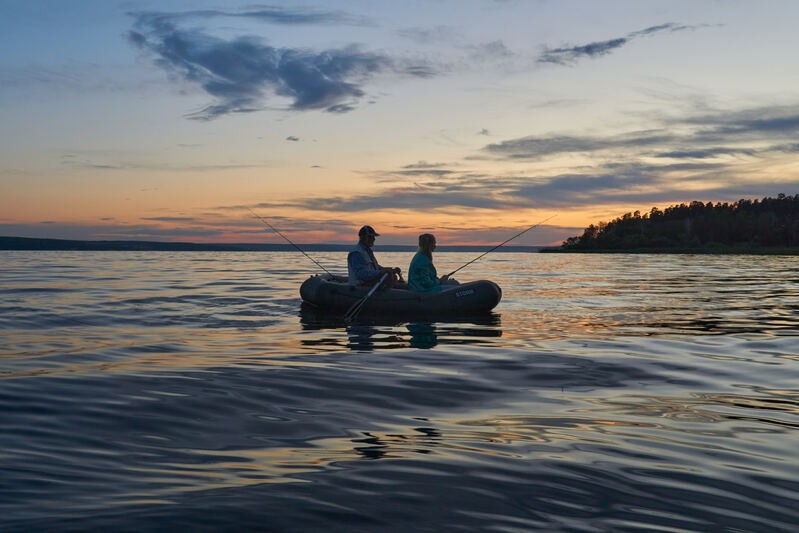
(447, 215, 556, 277)
(246, 207, 333, 276)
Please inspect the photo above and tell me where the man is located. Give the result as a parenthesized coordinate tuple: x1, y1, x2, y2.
(347, 225, 405, 288)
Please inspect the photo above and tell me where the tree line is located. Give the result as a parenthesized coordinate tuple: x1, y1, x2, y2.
(561, 194, 799, 251)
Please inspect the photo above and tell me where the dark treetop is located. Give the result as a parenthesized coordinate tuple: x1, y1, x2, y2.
(556, 194, 799, 253)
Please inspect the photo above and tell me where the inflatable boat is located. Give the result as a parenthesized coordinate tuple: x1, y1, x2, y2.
(299, 274, 502, 317)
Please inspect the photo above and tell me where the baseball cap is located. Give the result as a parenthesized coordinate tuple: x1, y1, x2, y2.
(358, 225, 380, 237)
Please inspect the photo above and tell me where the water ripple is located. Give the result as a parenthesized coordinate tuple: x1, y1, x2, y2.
(1, 252, 798, 531)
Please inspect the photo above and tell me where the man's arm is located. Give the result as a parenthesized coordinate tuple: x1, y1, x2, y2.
(368, 248, 401, 278)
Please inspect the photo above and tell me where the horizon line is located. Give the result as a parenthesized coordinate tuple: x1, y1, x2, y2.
(0, 235, 550, 251)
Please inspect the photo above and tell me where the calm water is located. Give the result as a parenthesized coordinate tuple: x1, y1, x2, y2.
(1, 251, 798, 531)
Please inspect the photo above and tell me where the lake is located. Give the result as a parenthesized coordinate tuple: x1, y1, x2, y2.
(1, 251, 798, 531)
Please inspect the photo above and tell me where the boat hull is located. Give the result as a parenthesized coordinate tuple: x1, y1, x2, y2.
(299, 274, 502, 317)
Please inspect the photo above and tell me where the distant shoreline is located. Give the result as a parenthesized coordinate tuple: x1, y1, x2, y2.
(0, 236, 542, 253)
(5, 237, 797, 255)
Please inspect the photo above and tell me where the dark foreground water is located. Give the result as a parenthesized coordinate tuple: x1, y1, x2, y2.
(1, 251, 798, 531)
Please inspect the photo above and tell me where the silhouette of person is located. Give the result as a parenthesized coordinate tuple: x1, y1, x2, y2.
(408, 233, 458, 292)
(347, 225, 406, 288)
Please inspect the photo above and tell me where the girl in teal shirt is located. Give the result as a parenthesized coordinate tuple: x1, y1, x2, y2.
(408, 233, 458, 292)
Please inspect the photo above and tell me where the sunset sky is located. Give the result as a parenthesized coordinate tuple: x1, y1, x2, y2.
(2, 0, 799, 245)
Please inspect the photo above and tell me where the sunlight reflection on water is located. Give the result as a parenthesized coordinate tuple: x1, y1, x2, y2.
(1, 251, 798, 531)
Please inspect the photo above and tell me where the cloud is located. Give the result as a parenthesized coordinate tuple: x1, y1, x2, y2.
(130, 7, 371, 28)
(628, 23, 695, 38)
(140, 216, 197, 222)
(403, 161, 448, 169)
(468, 40, 516, 62)
(310, 157, 799, 214)
(286, 136, 300, 142)
(539, 37, 629, 65)
(482, 131, 676, 159)
(0, 222, 224, 241)
(502, 163, 726, 208)
(375, 161, 459, 180)
(482, 104, 799, 161)
(654, 147, 757, 159)
(214, 7, 369, 26)
(276, 175, 583, 212)
(236, 100, 799, 219)
(479, 103, 799, 207)
(307, 103, 799, 212)
(266, 162, 667, 213)
(773, 142, 799, 153)
(396, 25, 457, 44)
(59, 154, 268, 172)
(208, 100, 799, 229)
(298, 188, 515, 212)
(686, 107, 799, 140)
(538, 23, 698, 65)
(233, 206, 572, 244)
(128, 10, 434, 119)
(0, 64, 129, 94)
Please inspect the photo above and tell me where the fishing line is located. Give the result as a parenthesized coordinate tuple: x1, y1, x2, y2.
(246, 207, 333, 276)
(447, 215, 556, 277)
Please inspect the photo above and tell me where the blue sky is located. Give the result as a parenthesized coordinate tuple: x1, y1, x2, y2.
(2, 1, 799, 245)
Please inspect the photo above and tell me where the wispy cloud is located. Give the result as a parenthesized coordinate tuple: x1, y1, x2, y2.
(483, 104, 799, 161)
(374, 161, 460, 180)
(288, 158, 799, 215)
(58, 151, 271, 172)
(0, 222, 225, 241)
(538, 23, 699, 65)
(0, 64, 130, 94)
(186, 100, 799, 220)
(140, 216, 198, 222)
(467, 40, 516, 62)
(482, 131, 676, 159)
(685, 107, 799, 140)
(289, 102, 799, 214)
(539, 37, 628, 65)
(396, 25, 458, 44)
(654, 147, 757, 159)
(131, 7, 372, 28)
(628, 23, 695, 38)
(127, 9, 434, 119)
(299, 189, 518, 212)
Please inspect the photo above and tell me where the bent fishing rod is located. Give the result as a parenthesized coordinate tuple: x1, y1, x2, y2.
(246, 207, 333, 276)
(447, 215, 556, 277)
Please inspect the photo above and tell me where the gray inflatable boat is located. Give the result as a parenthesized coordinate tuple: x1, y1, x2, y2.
(300, 274, 502, 317)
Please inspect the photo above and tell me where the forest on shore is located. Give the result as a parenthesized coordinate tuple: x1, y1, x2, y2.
(557, 194, 799, 253)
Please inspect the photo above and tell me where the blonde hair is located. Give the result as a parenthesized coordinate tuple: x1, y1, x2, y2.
(418, 233, 436, 257)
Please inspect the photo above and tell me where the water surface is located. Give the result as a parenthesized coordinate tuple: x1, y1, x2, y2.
(1, 251, 798, 531)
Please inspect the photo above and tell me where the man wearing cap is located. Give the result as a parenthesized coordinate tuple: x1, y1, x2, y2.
(348, 225, 405, 288)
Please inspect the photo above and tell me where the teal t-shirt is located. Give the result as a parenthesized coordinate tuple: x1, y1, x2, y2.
(409, 252, 441, 292)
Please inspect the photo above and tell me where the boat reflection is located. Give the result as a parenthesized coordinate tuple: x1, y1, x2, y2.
(299, 304, 502, 352)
